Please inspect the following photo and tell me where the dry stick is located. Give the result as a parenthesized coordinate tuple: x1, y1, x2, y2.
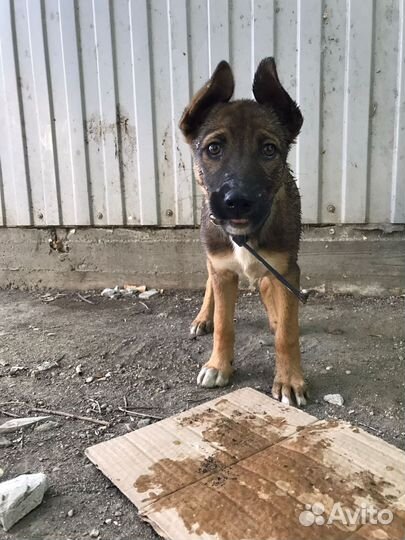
(0, 409, 20, 418)
(358, 422, 378, 432)
(118, 407, 163, 420)
(30, 407, 109, 426)
(77, 293, 94, 305)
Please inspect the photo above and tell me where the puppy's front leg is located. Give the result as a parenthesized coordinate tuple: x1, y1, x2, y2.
(190, 260, 214, 337)
(260, 265, 307, 406)
(197, 262, 238, 388)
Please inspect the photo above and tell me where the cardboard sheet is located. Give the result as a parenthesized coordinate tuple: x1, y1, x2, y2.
(86, 388, 405, 540)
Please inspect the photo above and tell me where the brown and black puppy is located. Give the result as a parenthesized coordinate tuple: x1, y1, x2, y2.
(179, 58, 307, 407)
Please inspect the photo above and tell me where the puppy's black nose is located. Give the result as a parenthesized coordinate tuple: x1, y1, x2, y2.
(224, 191, 253, 214)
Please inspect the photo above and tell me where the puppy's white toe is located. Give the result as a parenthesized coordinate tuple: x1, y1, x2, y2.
(197, 367, 229, 388)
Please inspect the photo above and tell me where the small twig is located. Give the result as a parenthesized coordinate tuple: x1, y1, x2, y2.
(41, 293, 66, 303)
(358, 422, 378, 432)
(77, 293, 94, 305)
(118, 407, 163, 420)
(0, 409, 20, 418)
(123, 396, 128, 409)
(89, 399, 102, 414)
(29, 407, 109, 426)
(139, 301, 149, 310)
(123, 405, 155, 410)
(0, 401, 25, 407)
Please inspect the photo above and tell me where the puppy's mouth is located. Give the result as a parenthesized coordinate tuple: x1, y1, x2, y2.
(224, 218, 252, 236)
(229, 219, 249, 226)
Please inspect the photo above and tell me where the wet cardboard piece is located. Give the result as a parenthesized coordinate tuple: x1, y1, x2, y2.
(86, 388, 405, 540)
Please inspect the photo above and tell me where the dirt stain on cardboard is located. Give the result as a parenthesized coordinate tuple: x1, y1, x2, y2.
(134, 414, 400, 540)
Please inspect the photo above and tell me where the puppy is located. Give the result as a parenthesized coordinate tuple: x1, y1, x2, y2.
(180, 58, 307, 407)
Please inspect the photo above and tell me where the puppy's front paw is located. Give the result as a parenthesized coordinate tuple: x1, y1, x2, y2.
(272, 374, 308, 407)
(197, 366, 231, 388)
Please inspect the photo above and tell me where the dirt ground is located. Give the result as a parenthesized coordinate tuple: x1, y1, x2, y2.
(0, 288, 404, 540)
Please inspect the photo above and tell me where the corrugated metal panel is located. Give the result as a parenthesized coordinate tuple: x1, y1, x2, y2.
(0, 0, 404, 226)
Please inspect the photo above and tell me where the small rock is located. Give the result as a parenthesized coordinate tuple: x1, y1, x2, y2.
(75, 364, 83, 375)
(34, 421, 59, 432)
(114, 510, 122, 517)
(31, 361, 59, 377)
(85, 376, 94, 384)
(0, 437, 12, 448)
(136, 418, 151, 429)
(104, 518, 112, 525)
(345, 370, 351, 375)
(89, 528, 100, 538)
(138, 289, 159, 300)
(0, 473, 48, 531)
(323, 394, 344, 406)
(101, 287, 115, 298)
(9, 366, 26, 376)
(67, 509, 74, 517)
(0, 416, 51, 434)
(101, 286, 121, 299)
(325, 366, 332, 371)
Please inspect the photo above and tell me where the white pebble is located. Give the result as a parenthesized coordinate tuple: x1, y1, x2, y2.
(323, 393, 344, 406)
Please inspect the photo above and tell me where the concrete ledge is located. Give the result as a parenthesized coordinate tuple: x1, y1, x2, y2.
(0, 226, 404, 294)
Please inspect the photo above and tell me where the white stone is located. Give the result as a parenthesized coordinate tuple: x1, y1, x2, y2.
(75, 364, 83, 375)
(0, 473, 48, 531)
(323, 393, 344, 406)
(0, 416, 51, 434)
(0, 437, 12, 448)
(9, 366, 26, 375)
(138, 289, 159, 300)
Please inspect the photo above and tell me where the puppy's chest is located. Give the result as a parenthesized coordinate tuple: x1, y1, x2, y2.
(231, 243, 267, 282)
(211, 242, 289, 284)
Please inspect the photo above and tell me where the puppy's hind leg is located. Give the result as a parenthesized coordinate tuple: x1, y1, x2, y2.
(190, 260, 214, 337)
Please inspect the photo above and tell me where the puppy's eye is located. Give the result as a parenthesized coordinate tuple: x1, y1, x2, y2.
(206, 142, 223, 158)
(262, 143, 277, 159)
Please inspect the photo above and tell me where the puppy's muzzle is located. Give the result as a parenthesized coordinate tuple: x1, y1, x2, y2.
(223, 190, 254, 218)
(209, 183, 267, 223)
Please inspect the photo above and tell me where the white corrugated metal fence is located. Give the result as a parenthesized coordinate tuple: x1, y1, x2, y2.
(0, 0, 404, 227)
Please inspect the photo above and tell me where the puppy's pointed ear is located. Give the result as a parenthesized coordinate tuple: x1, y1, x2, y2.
(180, 61, 234, 141)
(253, 57, 303, 141)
